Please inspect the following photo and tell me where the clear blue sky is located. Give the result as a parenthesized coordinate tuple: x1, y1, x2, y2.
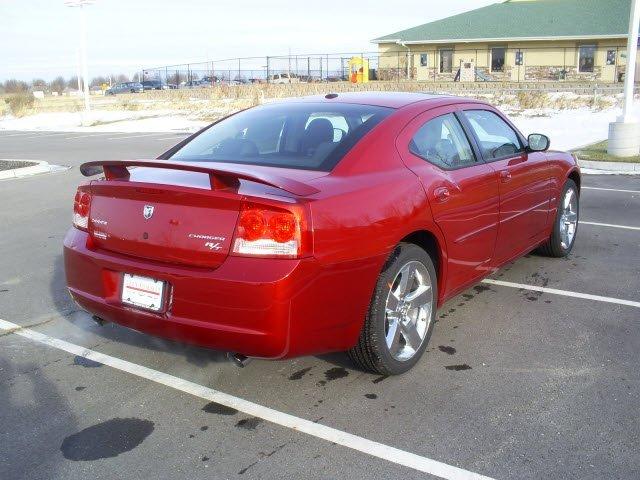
(0, 0, 496, 81)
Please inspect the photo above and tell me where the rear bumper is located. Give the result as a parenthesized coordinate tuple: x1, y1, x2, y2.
(63, 228, 381, 359)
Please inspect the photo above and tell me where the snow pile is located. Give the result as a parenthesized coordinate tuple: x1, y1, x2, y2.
(1, 102, 638, 152)
(0, 109, 208, 133)
(509, 104, 638, 151)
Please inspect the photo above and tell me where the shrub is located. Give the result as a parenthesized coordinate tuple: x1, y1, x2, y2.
(118, 98, 143, 111)
(4, 94, 35, 117)
(515, 91, 549, 110)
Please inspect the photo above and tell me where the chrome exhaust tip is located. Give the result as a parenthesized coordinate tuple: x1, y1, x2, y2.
(226, 352, 251, 368)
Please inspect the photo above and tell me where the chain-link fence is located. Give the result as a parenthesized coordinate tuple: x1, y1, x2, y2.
(141, 45, 633, 88)
(142, 53, 377, 86)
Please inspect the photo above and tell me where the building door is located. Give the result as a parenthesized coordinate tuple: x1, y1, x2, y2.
(511, 50, 526, 82)
(416, 53, 431, 81)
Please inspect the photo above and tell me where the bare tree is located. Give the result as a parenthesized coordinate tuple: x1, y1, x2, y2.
(90, 76, 108, 88)
(67, 76, 81, 91)
(166, 72, 182, 85)
(3, 79, 29, 93)
(31, 78, 47, 90)
(50, 76, 67, 93)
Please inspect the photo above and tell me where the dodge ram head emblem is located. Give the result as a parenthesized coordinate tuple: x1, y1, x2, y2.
(143, 205, 154, 220)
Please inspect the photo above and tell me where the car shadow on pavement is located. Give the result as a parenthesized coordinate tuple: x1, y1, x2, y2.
(0, 356, 78, 480)
(49, 254, 228, 368)
(315, 351, 359, 371)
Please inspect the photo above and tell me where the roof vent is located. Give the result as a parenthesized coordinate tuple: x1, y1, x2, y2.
(325, 93, 338, 99)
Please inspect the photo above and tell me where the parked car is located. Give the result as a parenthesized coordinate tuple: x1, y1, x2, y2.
(105, 82, 143, 95)
(65, 92, 580, 375)
(141, 80, 168, 90)
(183, 80, 209, 88)
(268, 73, 300, 84)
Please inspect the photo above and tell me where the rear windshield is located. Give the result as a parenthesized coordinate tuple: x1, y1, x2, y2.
(169, 102, 393, 171)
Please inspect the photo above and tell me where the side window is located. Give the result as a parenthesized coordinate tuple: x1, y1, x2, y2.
(409, 113, 476, 169)
(463, 110, 523, 160)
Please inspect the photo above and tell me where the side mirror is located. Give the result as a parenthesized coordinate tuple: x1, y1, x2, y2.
(527, 133, 550, 152)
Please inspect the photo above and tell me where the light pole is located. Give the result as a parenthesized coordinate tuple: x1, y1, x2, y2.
(65, 0, 93, 124)
(608, 0, 640, 157)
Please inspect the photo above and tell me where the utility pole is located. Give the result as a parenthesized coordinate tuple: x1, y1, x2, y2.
(608, 0, 640, 156)
(65, 0, 93, 125)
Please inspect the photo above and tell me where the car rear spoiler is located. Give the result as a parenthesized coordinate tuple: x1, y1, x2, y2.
(79, 159, 320, 197)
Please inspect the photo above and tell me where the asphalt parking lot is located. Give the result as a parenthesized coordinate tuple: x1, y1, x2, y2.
(1, 130, 639, 480)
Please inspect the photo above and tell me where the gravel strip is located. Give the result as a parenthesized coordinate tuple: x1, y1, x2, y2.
(0, 160, 38, 171)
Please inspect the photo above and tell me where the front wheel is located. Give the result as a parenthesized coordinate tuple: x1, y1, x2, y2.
(538, 179, 579, 257)
(349, 243, 437, 375)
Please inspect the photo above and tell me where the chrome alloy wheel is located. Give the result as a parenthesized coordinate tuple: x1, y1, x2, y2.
(559, 187, 578, 250)
(384, 260, 433, 361)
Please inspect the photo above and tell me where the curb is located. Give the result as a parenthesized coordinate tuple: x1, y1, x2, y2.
(0, 160, 55, 180)
(577, 159, 640, 174)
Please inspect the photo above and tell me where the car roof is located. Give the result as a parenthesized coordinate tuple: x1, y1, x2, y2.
(280, 91, 472, 109)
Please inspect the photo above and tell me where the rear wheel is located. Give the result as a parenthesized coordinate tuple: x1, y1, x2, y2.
(349, 243, 437, 375)
(538, 179, 579, 257)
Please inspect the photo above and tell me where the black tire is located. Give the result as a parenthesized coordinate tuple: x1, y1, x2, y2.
(348, 243, 438, 375)
(538, 179, 579, 257)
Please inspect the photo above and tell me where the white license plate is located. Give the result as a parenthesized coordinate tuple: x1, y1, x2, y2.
(121, 274, 165, 311)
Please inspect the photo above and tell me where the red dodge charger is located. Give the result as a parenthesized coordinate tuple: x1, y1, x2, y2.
(64, 92, 580, 375)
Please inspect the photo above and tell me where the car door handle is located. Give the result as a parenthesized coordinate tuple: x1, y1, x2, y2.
(433, 187, 451, 203)
(500, 170, 512, 182)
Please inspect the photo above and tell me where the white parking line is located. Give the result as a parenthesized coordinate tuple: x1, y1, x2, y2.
(63, 133, 117, 139)
(583, 187, 640, 194)
(155, 136, 187, 141)
(0, 132, 40, 137)
(0, 318, 493, 480)
(106, 133, 173, 140)
(580, 221, 640, 231)
(0, 132, 68, 138)
(481, 279, 640, 309)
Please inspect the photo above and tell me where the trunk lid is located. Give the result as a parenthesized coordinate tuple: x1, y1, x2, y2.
(83, 162, 326, 268)
(89, 179, 239, 268)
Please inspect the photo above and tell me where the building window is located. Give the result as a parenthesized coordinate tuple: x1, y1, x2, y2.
(515, 51, 524, 66)
(440, 49, 453, 73)
(491, 47, 506, 72)
(579, 46, 596, 73)
(606, 49, 616, 66)
(420, 53, 428, 67)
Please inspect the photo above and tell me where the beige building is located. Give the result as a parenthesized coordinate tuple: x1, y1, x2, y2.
(373, 0, 637, 83)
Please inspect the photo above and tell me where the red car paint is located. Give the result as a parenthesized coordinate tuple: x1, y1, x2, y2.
(63, 92, 580, 359)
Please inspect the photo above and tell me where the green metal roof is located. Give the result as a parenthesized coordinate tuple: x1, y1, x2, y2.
(373, 0, 632, 44)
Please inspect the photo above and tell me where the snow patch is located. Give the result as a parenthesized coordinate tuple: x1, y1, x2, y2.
(1, 102, 638, 152)
(0, 110, 208, 133)
(508, 104, 639, 151)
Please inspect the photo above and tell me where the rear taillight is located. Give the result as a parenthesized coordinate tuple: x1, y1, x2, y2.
(232, 202, 310, 258)
(73, 189, 91, 231)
